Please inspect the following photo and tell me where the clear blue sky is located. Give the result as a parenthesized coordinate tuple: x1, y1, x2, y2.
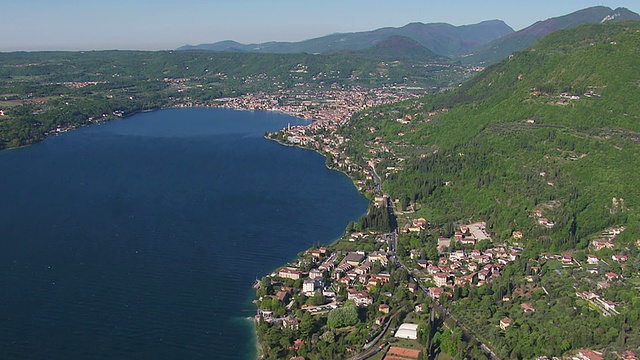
(2, 0, 638, 51)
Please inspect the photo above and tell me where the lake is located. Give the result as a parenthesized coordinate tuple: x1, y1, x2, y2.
(0, 108, 368, 359)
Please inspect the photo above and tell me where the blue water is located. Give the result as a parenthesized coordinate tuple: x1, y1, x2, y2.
(0, 108, 368, 359)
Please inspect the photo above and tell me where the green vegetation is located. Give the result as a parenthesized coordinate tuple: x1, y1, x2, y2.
(321, 21, 640, 358)
(337, 21, 640, 250)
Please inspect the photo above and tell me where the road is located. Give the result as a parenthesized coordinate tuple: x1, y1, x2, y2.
(368, 160, 383, 193)
(367, 163, 501, 360)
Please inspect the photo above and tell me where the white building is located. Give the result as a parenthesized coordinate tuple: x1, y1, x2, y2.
(302, 279, 317, 294)
(395, 323, 419, 340)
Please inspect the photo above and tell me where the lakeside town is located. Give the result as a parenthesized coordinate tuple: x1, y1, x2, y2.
(236, 86, 640, 360)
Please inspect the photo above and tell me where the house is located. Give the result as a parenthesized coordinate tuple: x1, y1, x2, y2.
(302, 279, 317, 294)
(291, 339, 305, 351)
(309, 268, 325, 280)
(500, 317, 512, 330)
(407, 283, 417, 293)
(605, 272, 620, 281)
(592, 238, 614, 251)
(576, 349, 604, 360)
(455, 272, 477, 287)
(368, 251, 388, 265)
(344, 252, 365, 267)
(348, 289, 373, 306)
(587, 267, 599, 275)
(587, 255, 600, 265)
(478, 269, 491, 281)
(612, 254, 628, 262)
(372, 273, 391, 284)
(375, 316, 387, 326)
(512, 231, 523, 239)
(355, 261, 371, 275)
(413, 218, 427, 229)
(379, 304, 390, 314)
(433, 273, 449, 287)
(415, 303, 424, 313)
(450, 250, 466, 261)
(278, 268, 305, 280)
(521, 303, 536, 313)
(281, 316, 299, 330)
(416, 259, 428, 268)
(428, 287, 444, 300)
(275, 291, 290, 303)
(461, 237, 476, 245)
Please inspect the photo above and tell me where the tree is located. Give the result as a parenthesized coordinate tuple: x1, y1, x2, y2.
(327, 301, 359, 328)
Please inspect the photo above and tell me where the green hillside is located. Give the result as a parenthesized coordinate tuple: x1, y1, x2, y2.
(324, 21, 640, 358)
(341, 21, 640, 250)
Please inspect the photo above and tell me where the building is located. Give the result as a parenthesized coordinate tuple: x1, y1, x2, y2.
(428, 287, 444, 300)
(500, 317, 512, 330)
(433, 272, 449, 287)
(278, 268, 305, 280)
(576, 349, 604, 360)
(344, 252, 365, 267)
(302, 279, 317, 294)
(348, 289, 373, 306)
(395, 323, 419, 340)
(521, 303, 536, 313)
(309, 268, 325, 280)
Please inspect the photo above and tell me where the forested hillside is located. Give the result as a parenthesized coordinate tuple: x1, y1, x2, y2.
(341, 20, 640, 251)
(324, 21, 640, 358)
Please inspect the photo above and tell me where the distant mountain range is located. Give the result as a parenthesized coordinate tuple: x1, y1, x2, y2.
(464, 6, 640, 64)
(178, 20, 514, 58)
(179, 6, 640, 65)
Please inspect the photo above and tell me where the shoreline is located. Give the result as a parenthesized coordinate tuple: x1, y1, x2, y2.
(254, 134, 373, 360)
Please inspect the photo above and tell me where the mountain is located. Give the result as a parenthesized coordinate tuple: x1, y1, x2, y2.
(353, 35, 445, 61)
(464, 6, 640, 64)
(178, 20, 514, 57)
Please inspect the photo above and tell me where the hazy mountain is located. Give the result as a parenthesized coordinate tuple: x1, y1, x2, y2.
(463, 6, 640, 64)
(345, 35, 446, 62)
(178, 20, 514, 57)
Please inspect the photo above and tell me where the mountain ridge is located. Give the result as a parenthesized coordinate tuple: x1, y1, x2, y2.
(464, 6, 640, 64)
(178, 20, 514, 57)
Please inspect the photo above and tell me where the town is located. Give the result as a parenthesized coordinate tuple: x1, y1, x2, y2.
(249, 92, 640, 359)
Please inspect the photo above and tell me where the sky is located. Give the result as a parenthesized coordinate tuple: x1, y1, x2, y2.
(1, 0, 638, 51)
